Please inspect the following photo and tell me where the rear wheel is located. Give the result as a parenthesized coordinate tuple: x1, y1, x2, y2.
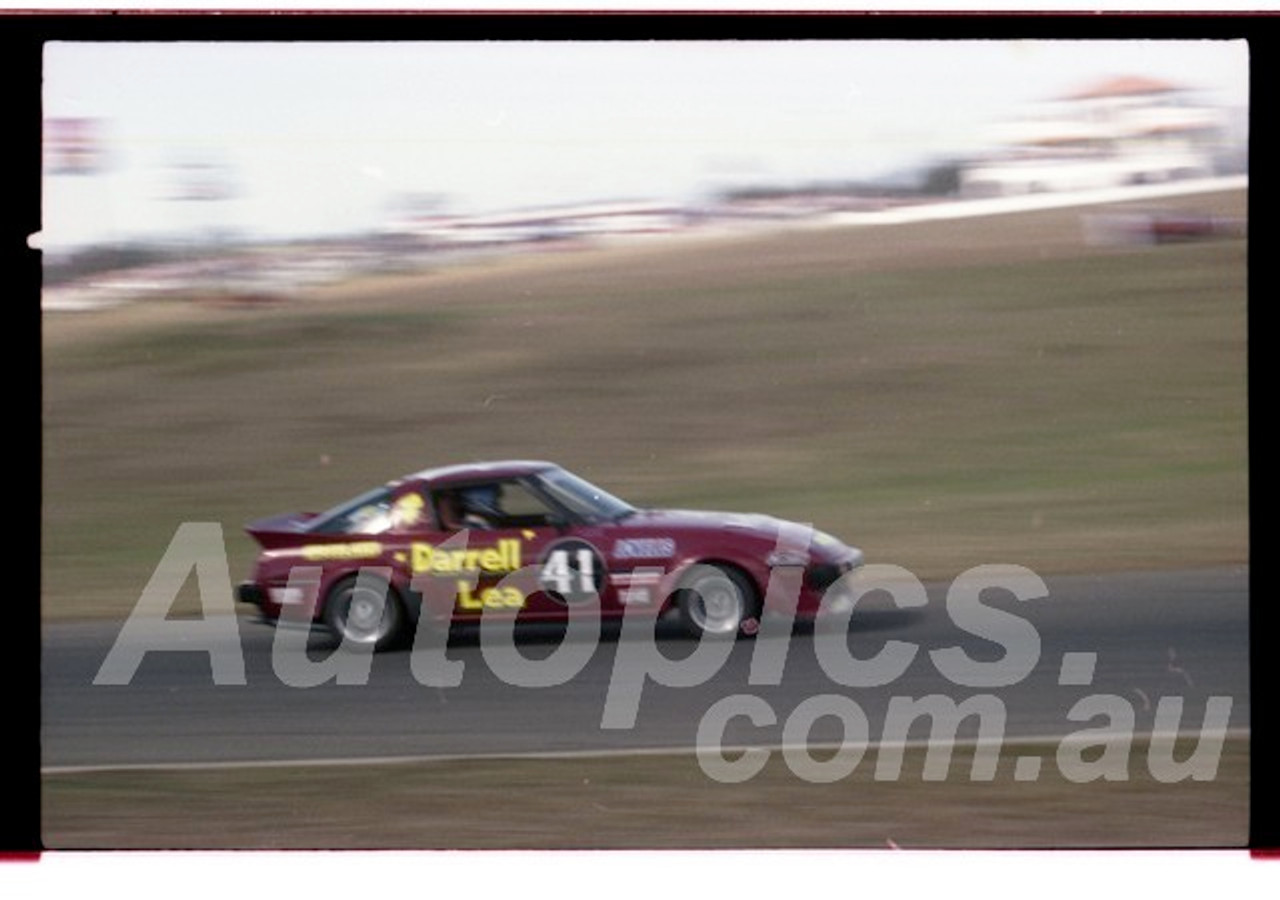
(322, 574, 404, 651)
(677, 564, 757, 638)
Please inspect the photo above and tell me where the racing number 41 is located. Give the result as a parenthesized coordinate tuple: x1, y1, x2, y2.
(540, 548, 596, 595)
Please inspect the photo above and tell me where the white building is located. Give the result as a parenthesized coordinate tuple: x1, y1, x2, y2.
(961, 75, 1224, 197)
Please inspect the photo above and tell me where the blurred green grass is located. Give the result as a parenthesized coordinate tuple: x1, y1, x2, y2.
(42, 736, 1248, 848)
(42, 192, 1248, 619)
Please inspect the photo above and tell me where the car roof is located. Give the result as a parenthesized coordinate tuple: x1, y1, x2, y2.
(406, 460, 559, 487)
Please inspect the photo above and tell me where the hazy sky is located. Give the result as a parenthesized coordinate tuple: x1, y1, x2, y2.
(42, 40, 1249, 248)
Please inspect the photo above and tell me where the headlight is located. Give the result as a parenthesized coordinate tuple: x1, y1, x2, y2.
(813, 531, 840, 547)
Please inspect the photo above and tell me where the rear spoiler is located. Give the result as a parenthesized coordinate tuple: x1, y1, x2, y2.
(244, 512, 319, 549)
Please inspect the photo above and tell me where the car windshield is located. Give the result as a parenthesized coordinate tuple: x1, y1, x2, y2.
(532, 468, 636, 523)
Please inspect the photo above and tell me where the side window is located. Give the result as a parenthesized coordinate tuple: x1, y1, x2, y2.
(433, 480, 559, 532)
(497, 481, 559, 526)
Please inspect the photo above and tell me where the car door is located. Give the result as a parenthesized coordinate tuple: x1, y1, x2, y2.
(413, 479, 574, 623)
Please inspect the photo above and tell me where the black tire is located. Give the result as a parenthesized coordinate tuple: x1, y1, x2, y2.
(677, 564, 758, 639)
(322, 574, 404, 651)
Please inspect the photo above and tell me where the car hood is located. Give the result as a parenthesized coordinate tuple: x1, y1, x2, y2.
(626, 508, 791, 535)
(622, 508, 857, 560)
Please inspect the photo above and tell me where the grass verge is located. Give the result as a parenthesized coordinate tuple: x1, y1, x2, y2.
(42, 736, 1248, 849)
(42, 192, 1247, 619)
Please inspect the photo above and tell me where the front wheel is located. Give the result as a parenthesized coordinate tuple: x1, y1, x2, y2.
(677, 564, 757, 639)
(322, 574, 404, 651)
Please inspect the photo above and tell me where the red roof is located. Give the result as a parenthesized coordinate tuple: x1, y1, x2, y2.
(1061, 75, 1184, 101)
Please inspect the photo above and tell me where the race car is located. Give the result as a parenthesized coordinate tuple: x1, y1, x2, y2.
(236, 460, 864, 649)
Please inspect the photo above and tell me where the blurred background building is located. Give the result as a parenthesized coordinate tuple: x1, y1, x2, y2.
(959, 75, 1233, 197)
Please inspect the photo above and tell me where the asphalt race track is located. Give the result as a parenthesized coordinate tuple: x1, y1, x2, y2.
(42, 567, 1249, 771)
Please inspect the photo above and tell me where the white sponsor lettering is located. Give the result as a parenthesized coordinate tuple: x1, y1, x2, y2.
(613, 537, 676, 559)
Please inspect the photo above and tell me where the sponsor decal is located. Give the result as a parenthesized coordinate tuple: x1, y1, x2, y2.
(411, 538, 523, 575)
(300, 541, 383, 561)
(267, 586, 307, 606)
(618, 586, 653, 605)
(456, 582, 527, 611)
(612, 537, 677, 559)
(612, 570, 662, 604)
(392, 492, 425, 527)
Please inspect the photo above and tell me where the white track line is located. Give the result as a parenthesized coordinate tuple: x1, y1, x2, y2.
(42, 728, 1249, 776)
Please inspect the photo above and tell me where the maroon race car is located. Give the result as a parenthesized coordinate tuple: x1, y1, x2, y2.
(236, 461, 864, 649)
